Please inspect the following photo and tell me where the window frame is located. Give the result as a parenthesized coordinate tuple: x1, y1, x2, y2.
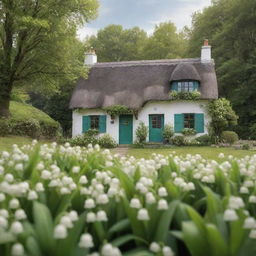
(184, 113, 195, 129)
(90, 115, 100, 130)
(172, 80, 199, 92)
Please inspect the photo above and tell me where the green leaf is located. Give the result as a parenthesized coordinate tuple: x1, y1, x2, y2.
(206, 224, 229, 256)
(182, 221, 208, 256)
(123, 248, 154, 256)
(23, 146, 40, 180)
(108, 218, 131, 235)
(154, 200, 179, 242)
(112, 234, 148, 247)
(26, 236, 42, 256)
(33, 201, 55, 254)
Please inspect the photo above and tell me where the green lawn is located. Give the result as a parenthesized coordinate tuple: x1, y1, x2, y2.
(127, 146, 256, 160)
(0, 136, 50, 152)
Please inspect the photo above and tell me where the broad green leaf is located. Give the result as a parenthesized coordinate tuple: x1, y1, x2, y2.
(108, 218, 131, 235)
(33, 201, 55, 254)
(24, 146, 40, 180)
(154, 200, 179, 242)
(123, 248, 155, 256)
(206, 224, 229, 256)
(112, 234, 148, 247)
(182, 221, 208, 256)
(26, 236, 42, 256)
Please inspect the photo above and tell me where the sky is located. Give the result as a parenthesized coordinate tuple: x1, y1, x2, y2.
(77, 0, 212, 40)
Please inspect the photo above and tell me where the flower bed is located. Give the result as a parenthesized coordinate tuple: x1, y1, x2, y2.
(0, 142, 256, 255)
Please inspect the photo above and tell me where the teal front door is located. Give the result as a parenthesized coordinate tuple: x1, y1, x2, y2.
(149, 114, 164, 142)
(119, 115, 133, 144)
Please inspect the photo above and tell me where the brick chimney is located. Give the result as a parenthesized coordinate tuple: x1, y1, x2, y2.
(84, 48, 97, 65)
(201, 39, 211, 63)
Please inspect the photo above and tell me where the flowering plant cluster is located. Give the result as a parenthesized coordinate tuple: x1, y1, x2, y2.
(0, 142, 256, 255)
(169, 91, 201, 100)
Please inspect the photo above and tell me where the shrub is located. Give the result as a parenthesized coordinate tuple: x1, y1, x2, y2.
(11, 118, 41, 138)
(0, 119, 11, 136)
(170, 91, 201, 100)
(242, 144, 251, 150)
(98, 134, 117, 148)
(170, 135, 185, 146)
(163, 124, 174, 143)
(104, 105, 133, 119)
(249, 123, 256, 140)
(196, 134, 212, 146)
(182, 128, 196, 136)
(207, 98, 238, 140)
(221, 131, 239, 145)
(135, 122, 148, 143)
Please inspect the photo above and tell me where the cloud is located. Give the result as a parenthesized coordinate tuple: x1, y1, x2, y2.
(77, 27, 98, 41)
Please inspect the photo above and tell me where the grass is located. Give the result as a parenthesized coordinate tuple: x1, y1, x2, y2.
(9, 101, 57, 125)
(127, 146, 256, 160)
(0, 136, 50, 152)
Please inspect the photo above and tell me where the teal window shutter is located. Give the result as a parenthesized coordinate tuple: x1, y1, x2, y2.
(82, 116, 90, 133)
(195, 113, 204, 133)
(174, 114, 184, 133)
(171, 82, 178, 91)
(99, 115, 107, 133)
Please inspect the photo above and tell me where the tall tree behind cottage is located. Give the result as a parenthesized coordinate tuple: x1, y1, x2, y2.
(0, 0, 99, 117)
(187, 0, 256, 138)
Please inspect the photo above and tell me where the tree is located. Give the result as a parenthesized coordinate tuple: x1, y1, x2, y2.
(0, 0, 99, 117)
(187, 0, 256, 138)
(143, 21, 187, 60)
(88, 25, 148, 62)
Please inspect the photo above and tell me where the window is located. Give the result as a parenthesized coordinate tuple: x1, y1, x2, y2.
(90, 115, 100, 130)
(171, 81, 199, 92)
(177, 81, 195, 92)
(151, 115, 162, 128)
(184, 114, 195, 129)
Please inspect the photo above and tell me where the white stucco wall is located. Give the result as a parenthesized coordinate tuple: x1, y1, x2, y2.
(72, 101, 210, 143)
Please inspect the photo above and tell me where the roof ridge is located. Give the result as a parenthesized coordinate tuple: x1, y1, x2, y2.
(93, 58, 201, 67)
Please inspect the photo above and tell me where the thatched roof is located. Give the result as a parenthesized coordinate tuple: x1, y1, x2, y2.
(69, 58, 218, 109)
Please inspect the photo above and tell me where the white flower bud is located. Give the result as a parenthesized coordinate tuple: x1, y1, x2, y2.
(0, 209, 9, 218)
(60, 216, 73, 228)
(146, 192, 156, 204)
(11, 243, 24, 256)
(158, 187, 168, 197)
(137, 208, 150, 221)
(9, 199, 20, 209)
(162, 246, 174, 256)
(5, 173, 14, 182)
(27, 191, 38, 200)
(0, 193, 6, 202)
(41, 170, 51, 180)
(69, 211, 78, 221)
(240, 186, 249, 194)
(97, 210, 108, 222)
(79, 233, 94, 248)
(224, 209, 238, 221)
(149, 242, 160, 253)
(218, 153, 225, 158)
(60, 187, 71, 195)
(86, 212, 96, 223)
(130, 198, 141, 209)
(84, 199, 95, 209)
(15, 209, 27, 220)
(249, 229, 256, 239)
(72, 166, 80, 173)
(35, 182, 44, 192)
(0, 216, 8, 229)
(79, 175, 88, 184)
(157, 199, 168, 210)
(96, 194, 109, 204)
(249, 196, 256, 203)
(243, 217, 256, 229)
(54, 224, 67, 239)
(10, 221, 23, 234)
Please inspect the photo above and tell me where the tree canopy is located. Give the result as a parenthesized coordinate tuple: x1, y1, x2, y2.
(87, 22, 187, 62)
(0, 0, 99, 116)
(187, 0, 256, 138)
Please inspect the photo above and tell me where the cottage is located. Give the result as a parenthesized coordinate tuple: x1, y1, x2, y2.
(70, 40, 218, 144)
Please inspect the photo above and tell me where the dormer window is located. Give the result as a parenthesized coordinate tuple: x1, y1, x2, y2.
(171, 81, 199, 92)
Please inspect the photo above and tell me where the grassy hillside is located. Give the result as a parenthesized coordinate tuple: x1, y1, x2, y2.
(9, 101, 57, 124)
(0, 101, 61, 139)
